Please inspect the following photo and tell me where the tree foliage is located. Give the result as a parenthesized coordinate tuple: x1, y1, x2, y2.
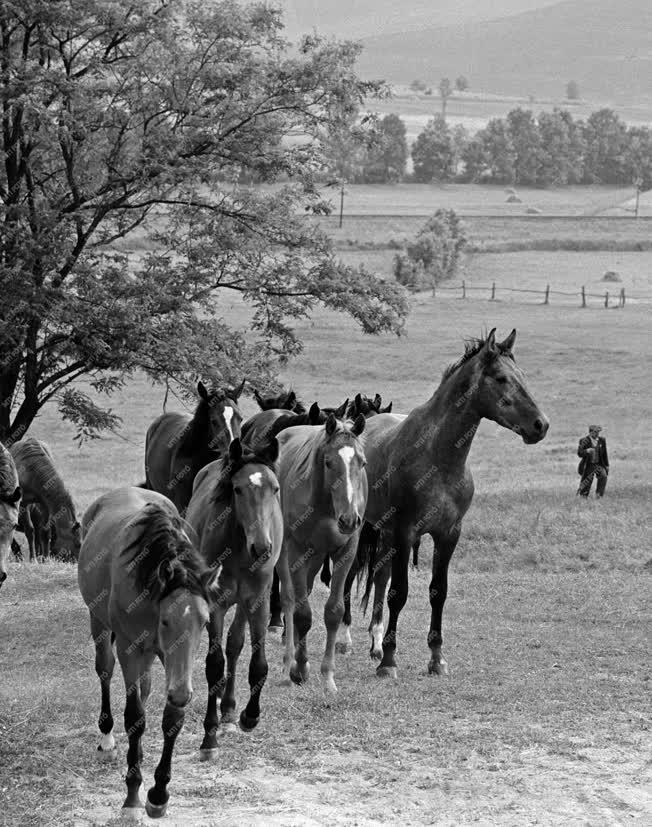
(0, 0, 408, 442)
(411, 116, 454, 183)
(393, 209, 466, 292)
(361, 114, 408, 183)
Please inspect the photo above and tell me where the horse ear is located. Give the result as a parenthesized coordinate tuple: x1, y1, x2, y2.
(230, 379, 246, 400)
(286, 390, 296, 409)
(325, 413, 337, 436)
(384, 401, 393, 413)
(253, 389, 264, 409)
(484, 328, 498, 355)
(308, 402, 321, 425)
(9, 486, 21, 505)
(333, 398, 349, 419)
(229, 438, 242, 464)
(499, 328, 517, 354)
(197, 381, 209, 401)
(373, 393, 382, 410)
(351, 414, 366, 437)
(260, 436, 279, 465)
(355, 393, 362, 408)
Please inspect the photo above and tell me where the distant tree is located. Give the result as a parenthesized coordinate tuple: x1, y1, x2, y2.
(558, 110, 587, 184)
(455, 76, 469, 93)
(582, 108, 629, 184)
(394, 210, 466, 292)
(538, 109, 586, 186)
(451, 124, 469, 178)
(410, 79, 428, 92)
(439, 77, 453, 118)
(411, 116, 455, 182)
(507, 109, 542, 186)
(479, 119, 517, 183)
(566, 80, 580, 100)
(461, 138, 488, 182)
(624, 126, 652, 190)
(361, 114, 408, 183)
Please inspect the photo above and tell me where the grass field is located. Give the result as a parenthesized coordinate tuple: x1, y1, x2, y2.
(1, 191, 651, 825)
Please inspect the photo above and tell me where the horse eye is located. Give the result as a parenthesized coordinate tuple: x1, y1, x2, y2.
(234, 486, 242, 495)
(161, 619, 169, 629)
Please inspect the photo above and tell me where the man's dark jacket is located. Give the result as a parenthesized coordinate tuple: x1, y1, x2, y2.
(577, 435, 609, 476)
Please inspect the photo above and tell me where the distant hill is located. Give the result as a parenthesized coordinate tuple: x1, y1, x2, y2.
(278, 0, 559, 40)
(355, 0, 652, 105)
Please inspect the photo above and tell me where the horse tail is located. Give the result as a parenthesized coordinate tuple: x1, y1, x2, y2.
(356, 521, 380, 616)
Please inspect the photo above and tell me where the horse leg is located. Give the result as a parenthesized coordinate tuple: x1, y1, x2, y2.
(412, 537, 421, 569)
(91, 618, 117, 761)
(427, 529, 460, 676)
(239, 589, 270, 731)
(276, 545, 296, 685)
(290, 552, 315, 685)
(145, 690, 187, 818)
(268, 568, 284, 633)
(199, 606, 226, 760)
(368, 555, 391, 661)
(322, 541, 356, 694)
(336, 556, 356, 654)
(23, 508, 35, 562)
(117, 646, 150, 813)
(221, 604, 246, 729)
(377, 527, 414, 679)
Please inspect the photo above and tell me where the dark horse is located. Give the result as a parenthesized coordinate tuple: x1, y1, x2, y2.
(253, 388, 306, 414)
(351, 329, 549, 677)
(185, 437, 283, 756)
(0, 442, 21, 590)
(347, 393, 393, 418)
(78, 488, 214, 818)
(240, 403, 325, 452)
(275, 414, 367, 692)
(144, 380, 245, 513)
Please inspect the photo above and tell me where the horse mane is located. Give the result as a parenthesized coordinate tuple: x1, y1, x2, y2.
(123, 503, 210, 602)
(9, 437, 74, 513)
(0, 443, 18, 499)
(211, 446, 278, 504)
(441, 333, 514, 381)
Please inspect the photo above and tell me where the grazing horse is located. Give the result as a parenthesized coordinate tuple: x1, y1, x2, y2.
(275, 414, 367, 693)
(0, 443, 21, 590)
(354, 329, 549, 677)
(144, 380, 245, 513)
(253, 388, 306, 415)
(185, 437, 283, 757)
(9, 436, 81, 560)
(78, 488, 213, 819)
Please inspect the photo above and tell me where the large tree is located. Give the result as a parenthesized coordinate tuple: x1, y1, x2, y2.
(0, 0, 407, 442)
(411, 116, 454, 183)
(361, 113, 408, 183)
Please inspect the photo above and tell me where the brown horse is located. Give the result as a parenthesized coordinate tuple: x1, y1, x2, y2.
(0, 443, 21, 590)
(275, 414, 367, 693)
(78, 488, 214, 819)
(253, 388, 306, 414)
(352, 329, 549, 677)
(144, 380, 245, 513)
(240, 403, 324, 453)
(185, 437, 283, 756)
(9, 436, 80, 560)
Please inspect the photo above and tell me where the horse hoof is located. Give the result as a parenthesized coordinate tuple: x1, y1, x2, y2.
(428, 661, 449, 676)
(199, 746, 219, 761)
(376, 665, 398, 679)
(369, 649, 383, 661)
(96, 746, 118, 763)
(120, 805, 142, 820)
(145, 795, 168, 819)
(239, 710, 260, 732)
(335, 641, 351, 655)
(290, 664, 309, 685)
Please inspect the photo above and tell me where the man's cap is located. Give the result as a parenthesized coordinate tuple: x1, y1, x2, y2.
(588, 424, 602, 432)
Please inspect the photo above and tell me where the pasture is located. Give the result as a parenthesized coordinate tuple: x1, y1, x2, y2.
(1, 278, 651, 825)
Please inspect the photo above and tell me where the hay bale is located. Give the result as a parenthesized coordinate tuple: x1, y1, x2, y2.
(602, 270, 621, 282)
(506, 194, 522, 203)
(526, 206, 541, 214)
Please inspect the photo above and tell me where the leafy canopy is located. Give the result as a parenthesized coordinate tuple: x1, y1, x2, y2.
(0, 0, 407, 441)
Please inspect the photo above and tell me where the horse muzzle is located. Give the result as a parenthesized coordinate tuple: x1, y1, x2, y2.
(522, 414, 549, 444)
(337, 513, 362, 535)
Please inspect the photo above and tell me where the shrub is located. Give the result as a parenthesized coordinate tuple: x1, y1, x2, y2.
(393, 209, 466, 291)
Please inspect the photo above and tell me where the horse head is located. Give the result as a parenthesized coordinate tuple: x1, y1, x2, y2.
(321, 414, 368, 535)
(0, 484, 21, 589)
(197, 380, 245, 455)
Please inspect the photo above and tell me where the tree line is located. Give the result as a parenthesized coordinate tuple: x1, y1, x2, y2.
(337, 108, 652, 189)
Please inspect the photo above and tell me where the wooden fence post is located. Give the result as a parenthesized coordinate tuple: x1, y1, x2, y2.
(604, 290, 609, 308)
(491, 282, 496, 300)
(544, 284, 550, 305)
(462, 280, 466, 299)
(581, 285, 586, 307)
(620, 287, 625, 307)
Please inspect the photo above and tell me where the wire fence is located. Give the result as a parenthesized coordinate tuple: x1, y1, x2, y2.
(430, 281, 652, 307)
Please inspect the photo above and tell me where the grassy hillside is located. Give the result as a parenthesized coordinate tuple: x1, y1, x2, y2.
(358, 0, 652, 104)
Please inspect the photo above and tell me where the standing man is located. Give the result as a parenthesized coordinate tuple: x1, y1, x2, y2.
(577, 424, 609, 497)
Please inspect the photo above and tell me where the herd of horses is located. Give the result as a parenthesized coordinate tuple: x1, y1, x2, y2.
(0, 328, 549, 819)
